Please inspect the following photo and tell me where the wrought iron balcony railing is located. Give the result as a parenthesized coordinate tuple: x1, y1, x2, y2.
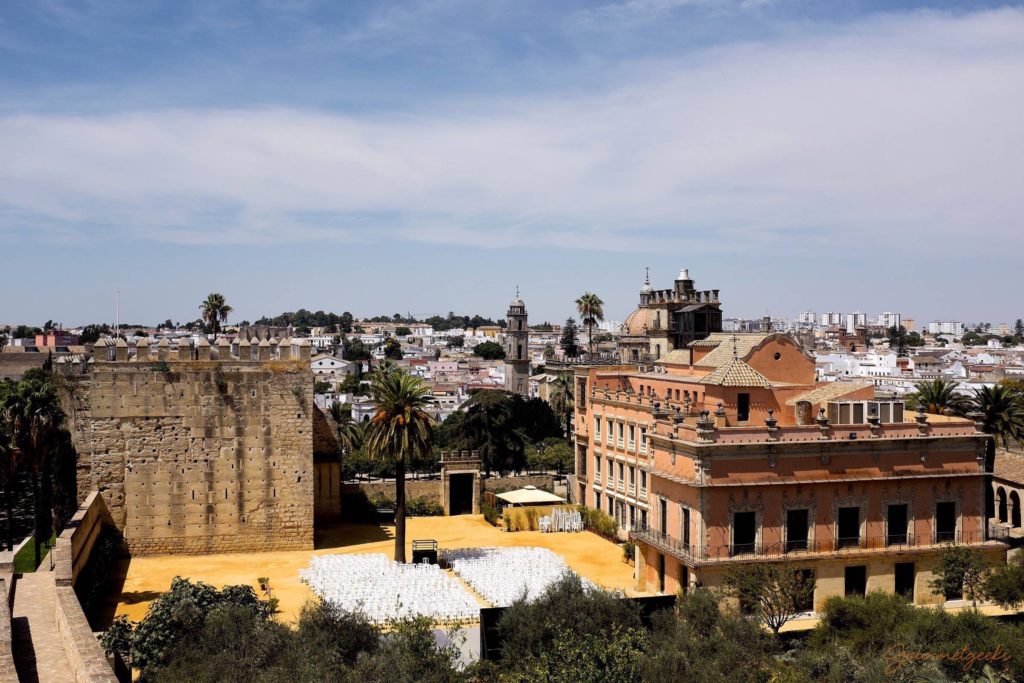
(630, 524, 996, 566)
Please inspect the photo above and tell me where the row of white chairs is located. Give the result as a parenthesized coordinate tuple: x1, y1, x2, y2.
(443, 547, 592, 607)
(300, 553, 479, 624)
(539, 509, 583, 533)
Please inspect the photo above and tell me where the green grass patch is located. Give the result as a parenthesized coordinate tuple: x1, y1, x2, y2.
(13, 532, 57, 573)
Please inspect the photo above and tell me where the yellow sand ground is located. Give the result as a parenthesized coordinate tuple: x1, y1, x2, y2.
(112, 515, 641, 623)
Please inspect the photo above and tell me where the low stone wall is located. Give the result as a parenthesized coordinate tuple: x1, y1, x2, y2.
(54, 585, 117, 683)
(343, 474, 556, 508)
(0, 578, 16, 683)
(344, 479, 443, 505)
(484, 474, 555, 492)
(52, 492, 118, 683)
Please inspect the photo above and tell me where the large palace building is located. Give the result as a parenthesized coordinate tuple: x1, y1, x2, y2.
(572, 329, 1006, 609)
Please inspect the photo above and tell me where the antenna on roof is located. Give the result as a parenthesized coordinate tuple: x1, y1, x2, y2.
(644, 266, 650, 285)
(515, 284, 520, 298)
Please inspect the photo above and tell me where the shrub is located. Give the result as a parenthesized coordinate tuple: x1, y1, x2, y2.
(622, 541, 635, 564)
(525, 507, 540, 531)
(482, 501, 500, 526)
(406, 496, 443, 517)
(578, 504, 618, 539)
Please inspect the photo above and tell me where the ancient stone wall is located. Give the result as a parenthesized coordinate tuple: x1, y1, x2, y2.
(63, 353, 314, 555)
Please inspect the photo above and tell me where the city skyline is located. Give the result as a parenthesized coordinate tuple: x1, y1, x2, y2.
(3, 1, 1024, 324)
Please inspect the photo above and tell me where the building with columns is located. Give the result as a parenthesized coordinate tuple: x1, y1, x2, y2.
(504, 292, 531, 396)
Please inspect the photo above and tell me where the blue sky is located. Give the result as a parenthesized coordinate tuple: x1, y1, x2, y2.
(2, 1, 1023, 328)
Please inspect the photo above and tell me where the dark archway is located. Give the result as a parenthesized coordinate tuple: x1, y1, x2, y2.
(1011, 491, 1021, 528)
(997, 487, 1007, 523)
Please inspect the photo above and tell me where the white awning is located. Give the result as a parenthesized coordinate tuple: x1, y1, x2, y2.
(494, 485, 566, 506)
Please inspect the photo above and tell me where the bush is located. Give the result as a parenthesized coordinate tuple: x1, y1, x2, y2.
(622, 541, 635, 564)
(578, 504, 618, 539)
(482, 501, 500, 526)
(406, 496, 443, 517)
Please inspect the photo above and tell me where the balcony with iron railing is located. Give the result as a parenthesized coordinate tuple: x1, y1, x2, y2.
(630, 524, 1001, 566)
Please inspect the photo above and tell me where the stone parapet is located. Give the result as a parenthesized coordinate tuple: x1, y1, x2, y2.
(54, 585, 117, 683)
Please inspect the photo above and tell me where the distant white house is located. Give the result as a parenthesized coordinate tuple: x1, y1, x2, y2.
(310, 355, 355, 377)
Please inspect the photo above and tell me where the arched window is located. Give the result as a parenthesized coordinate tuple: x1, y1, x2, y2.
(1011, 491, 1022, 528)
(997, 487, 1008, 523)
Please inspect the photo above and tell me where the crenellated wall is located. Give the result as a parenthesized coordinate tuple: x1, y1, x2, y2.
(62, 343, 314, 555)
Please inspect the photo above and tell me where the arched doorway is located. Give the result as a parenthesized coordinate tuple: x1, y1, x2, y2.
(1011, 491, 1022, 528)
(997, 487, 1008, 523)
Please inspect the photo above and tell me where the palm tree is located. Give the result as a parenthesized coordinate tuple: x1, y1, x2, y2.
(2, 376, 65, 566)
(0, 424, 18, 551)
(573, 292, 602, 358)
(907, 378, 968, 415)
(549, 374, 575, 437)
(328, 401, 363, 459)
(199, 293, 233, 335)
(575, 293, 605, 358)
(971, 384, 1024, 523)
(363, 369, 434, 562)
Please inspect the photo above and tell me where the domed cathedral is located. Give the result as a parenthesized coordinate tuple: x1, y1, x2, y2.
(618, 268, 722, 363)
(504, 289, 531, 396)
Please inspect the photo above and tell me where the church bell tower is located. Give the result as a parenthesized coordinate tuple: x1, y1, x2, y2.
(504, 289, 530, 396)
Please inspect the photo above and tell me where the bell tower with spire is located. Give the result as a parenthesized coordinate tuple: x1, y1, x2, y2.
(504, 287, 531, 396)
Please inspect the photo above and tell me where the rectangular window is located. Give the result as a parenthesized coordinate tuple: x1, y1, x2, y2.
(606, 419, 613, 445)
(641, 471, 647, 491)
(629, 466, 635, 486)
(595, 492, 601, 510)
(595, 416, 601, 436)
(887, 504, 908, 545)
(618, 462, 624, 484)
(837, 507, 861, 548)
(594, 455, 601, 474)
(844, 566, 867, 597)
(895, 562, 915, 601)
(679, 565, 689, 595)
(732, 511, 756, 555)
(641, 509, 648, 528)
(786, 509, 810, 552)
(640, 427, 648, 453)
(737, 393, 750, 422)
(628, 424, 636, 449)
(936, 501, 956, 542)
(682, 507, 691, 548)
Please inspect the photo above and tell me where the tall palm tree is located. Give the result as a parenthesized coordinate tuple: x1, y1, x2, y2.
(575, 292, 605, 358)
(199, 293, 233, 335)
(364, 369, 434, 562)
(0, 424, 17, 551)
(549, 373, 575, 437)
(2, 376, 64, 566)
(328, 401, 363, 458)
(907, 378, 968, 415)
(971, 384, 1024, 523)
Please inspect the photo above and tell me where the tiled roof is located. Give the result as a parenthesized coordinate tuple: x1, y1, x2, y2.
(691, 332, 771, 368)
(698, 357, 772, 388)
(785, 381, 873, 406)
(994, 448, 1024, 485)
(655, 349, 692, 365)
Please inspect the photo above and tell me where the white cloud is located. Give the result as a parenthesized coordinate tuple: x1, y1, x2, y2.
(1, 8, 1022, 254)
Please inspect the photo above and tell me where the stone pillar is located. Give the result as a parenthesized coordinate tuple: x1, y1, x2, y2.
(178, 338, 192, 360)
(249, 337, 261, 360)
(195, 337, 211, 360)
(157, 338, 170, 361)
(258, 338, 272, 361)
(297, 338, 312, 361)
(269, 338, 279, 360)
(134, 338, 149, 361)
(114, 337, 129, 362)
(92, 338, 108, 362)
(238, 337, 251, 361)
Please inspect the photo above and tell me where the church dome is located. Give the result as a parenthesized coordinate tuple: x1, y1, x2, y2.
(621, 307, 653, 336)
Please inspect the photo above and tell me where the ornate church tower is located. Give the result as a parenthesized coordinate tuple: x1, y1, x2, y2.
(504, 289, 531, 396)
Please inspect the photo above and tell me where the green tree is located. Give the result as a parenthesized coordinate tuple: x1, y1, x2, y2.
(575, 292, 605, 358)
(929, 546, 988, 605)
(907, 378, 969, 415)
(383, 336, 403, 360)
(394, 326, 412, 337)
(723, 562, 815, 635)
(446, 335, 464, 349)
(0, 333, 7, 353)
(2, 374, 65, 567)
(1015, 319, 1024, 339)
(462, 391, 525, 475)
(472, 340, 505, 360)
(971, 384, 1024, 521)
(199, 293, 233, 335)
(0, 421, 17, 551)
(364, 369, 434, 563)
(549, 373, 574, 436)
(983, 552, 1024, 610)
(342, 336, 372, 362)
(888, 325, 909, 357)
(560, 318, 581, 358)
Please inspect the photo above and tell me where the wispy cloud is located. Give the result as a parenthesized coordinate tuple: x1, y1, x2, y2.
(1, 8, 1022, 257)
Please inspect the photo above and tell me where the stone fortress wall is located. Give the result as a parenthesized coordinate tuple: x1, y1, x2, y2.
(60, 336, 315, 555)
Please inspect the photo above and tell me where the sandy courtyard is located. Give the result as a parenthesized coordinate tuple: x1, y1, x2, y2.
(112, 515, 642, 623)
